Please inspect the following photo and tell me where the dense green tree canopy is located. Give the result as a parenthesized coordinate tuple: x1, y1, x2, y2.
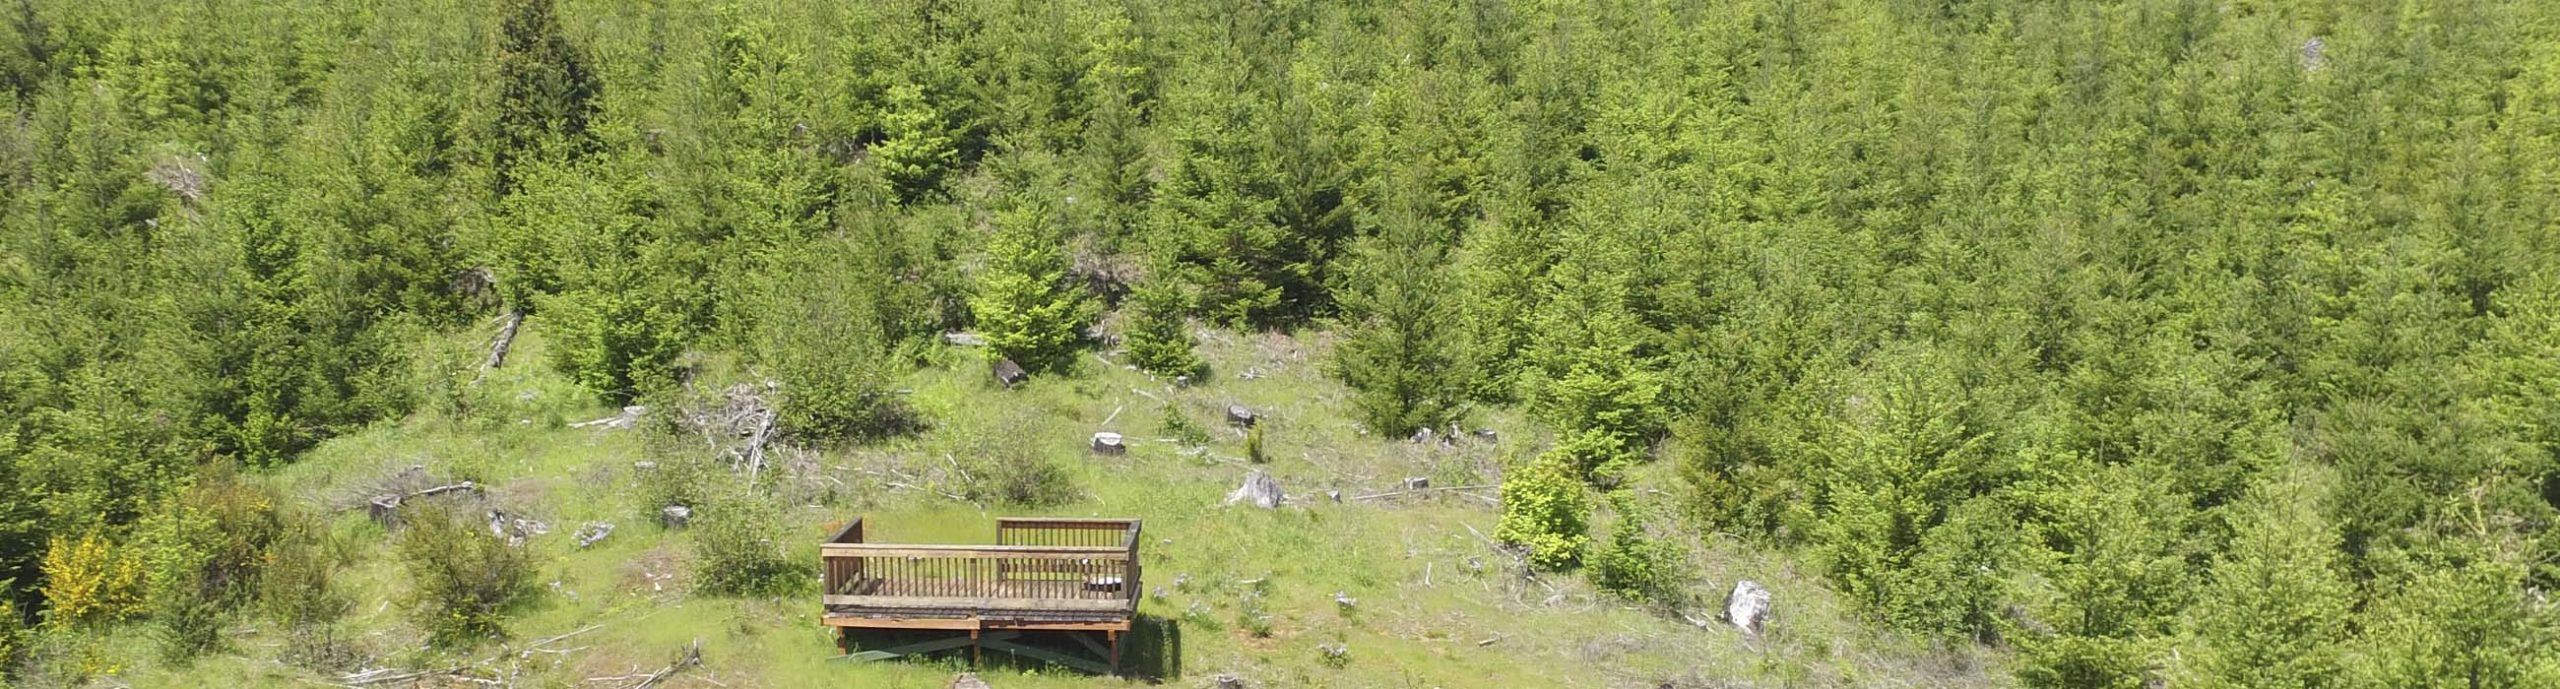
(2, 0, 2558, 685)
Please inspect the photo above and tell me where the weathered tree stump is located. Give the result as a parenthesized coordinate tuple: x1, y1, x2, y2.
(992, 359, 1029, 388)
(1225, 469, 1283, 509)
(1091, 432, 1126, 456)
(1226, 404, 1258, 428)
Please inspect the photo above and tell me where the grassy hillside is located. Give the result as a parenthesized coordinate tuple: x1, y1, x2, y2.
(67, 324, 1994, 689)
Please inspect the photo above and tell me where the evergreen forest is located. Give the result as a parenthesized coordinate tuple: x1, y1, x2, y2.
(0, 0, 2557, 686)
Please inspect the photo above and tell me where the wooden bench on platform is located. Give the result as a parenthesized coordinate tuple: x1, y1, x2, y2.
(820, 516, 1143, 675)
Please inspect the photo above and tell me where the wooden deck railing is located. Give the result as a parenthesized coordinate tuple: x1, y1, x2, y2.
(820, 517, 1142, 617)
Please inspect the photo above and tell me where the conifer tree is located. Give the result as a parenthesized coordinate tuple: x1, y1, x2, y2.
(489, 0, 598, 195)
(2182, 465, 2350, 689)
(971, 204, 1096, 375)
(1519, 250, 1664, 481)
(1332, 175, 1465, 437)
(1122, 277, 1203, 379)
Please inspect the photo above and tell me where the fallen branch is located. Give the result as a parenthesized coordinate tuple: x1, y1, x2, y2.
(743, 407, 775, 482)
(631, 639, 702, 689)
(1348, 484, 1498, 501)
(475, 309, 526, 382)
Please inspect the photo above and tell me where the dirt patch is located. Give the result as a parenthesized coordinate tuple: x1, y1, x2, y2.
(618, 544, 692, 600)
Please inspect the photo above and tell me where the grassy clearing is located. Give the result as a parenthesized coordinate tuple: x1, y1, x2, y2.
(76, 323, 2002, 688)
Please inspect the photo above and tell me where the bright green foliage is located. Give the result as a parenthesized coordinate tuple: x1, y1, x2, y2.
(1244, 423, 1267, 464)
(1590, 493, 1682, 604)
(1122, 279, 1204, 379)
(133, 468, 282, 660)
(540, 283, 689, 403)
(395, 503, 536, 649)
(0, 591, 18, 675)
(2013, 469, 2195, 689)
(2346, 550, 2560, 689)
(971, 205, 1097, 376)
(258, 521, 348, 630)
(692, 490, 800, 597)
(1519, 258, 1663, 478)
(0, 1, 2558, 682)
(873, 83, 957, 204)
(951, 409, 1079, 507)
(1497, 450, 1590, 571)
(749, 241, 915, 442)
(1158, 403, 1210, 446)
(2181, 465, 2350, 689)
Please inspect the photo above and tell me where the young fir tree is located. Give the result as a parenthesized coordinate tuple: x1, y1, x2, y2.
(1519, 250, 1665, 481)
(1122, 277, 1203, 379)
(971, 204, 1096, 376)
(488, 0, 598, 196)
(1331, 176, 1465, 437)
(2181, 464, 2350, 689)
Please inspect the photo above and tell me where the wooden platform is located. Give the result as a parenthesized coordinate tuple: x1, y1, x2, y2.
(819, 517, 1142, 674)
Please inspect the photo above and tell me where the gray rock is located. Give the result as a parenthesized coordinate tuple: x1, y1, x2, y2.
(1211, 674, 1247, 689)
(1726, 580, 1772, 635)
(1408, 427, 1435, 444)
(1225, 469, 1283, 509)
(1474, 428, 1499, 444)
(948, 672, 991, 689)
(1226, 404, 1258, 428)
(660, 505, 693, 529)
(942, 331, 987, 347)
(1400, 476, 1430, 491)
(576, 522, 615, 549)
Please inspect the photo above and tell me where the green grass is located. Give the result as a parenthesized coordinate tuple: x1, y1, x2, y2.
(71, 323, 2004, 688)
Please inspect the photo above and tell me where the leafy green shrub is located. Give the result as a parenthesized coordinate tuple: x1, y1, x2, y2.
(750, 241, 920, 442)
(261, 521, 351, 629)
(949, 410, 1081, 507)
(1123, 279, 1204, 378)
(1497, 450, 1590, 571)
(692, 491, 801, 596)
(1590, 492, 1683, 603)
(0, 593, 19, 676)
(1159, 403, 1211, 446)
(135, 467, 285, 660)
(539, 286, 689, 404)
(873, 83, 957, 203)
(396, 503, 537, 648)
(1244, 423, 1268, 464)
(962, 444, 1078, 508)
(633, 451, 717, 524)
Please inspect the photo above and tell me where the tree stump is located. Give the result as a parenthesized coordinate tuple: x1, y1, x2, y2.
(1091, 432, 1126, 456)
(992, 359, 1029, 388)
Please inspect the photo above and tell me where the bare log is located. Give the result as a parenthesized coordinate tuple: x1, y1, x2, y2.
(473, 310, 526, 385)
